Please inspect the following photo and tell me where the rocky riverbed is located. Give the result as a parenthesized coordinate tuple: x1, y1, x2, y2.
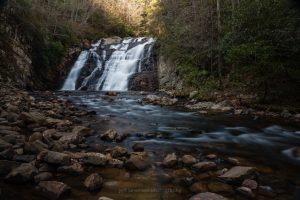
(0, 84, 299, 200)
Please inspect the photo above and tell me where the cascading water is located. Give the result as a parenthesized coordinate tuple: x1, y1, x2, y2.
(61, 37, 155, 91)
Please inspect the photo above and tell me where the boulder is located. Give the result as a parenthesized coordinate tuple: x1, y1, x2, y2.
(0, 160, 20, 175)
(34, 172, 53, 183)
(84, 173, 103, 191)
(192, 162, 217, 171)
(218, 166, 255, 182)
(42, 151, 71, 166)
(82, 152, 107, 166)
(5, 163, 38, 183)
(37, 181, 71, 200)
(125, 152, 150, 171)
(110, 146, 128, 158)
(20, 112, 46, 124)
(189, 192, 227, 200)
(182, 155, 197, 166)
(163, 153, 177, 167)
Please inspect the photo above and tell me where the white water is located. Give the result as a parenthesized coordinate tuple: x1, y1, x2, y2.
(61, 37, 155, 91)
(61, 51, 89, 90)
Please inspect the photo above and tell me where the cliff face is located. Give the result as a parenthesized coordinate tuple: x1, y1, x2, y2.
(0, 12, 34, 89)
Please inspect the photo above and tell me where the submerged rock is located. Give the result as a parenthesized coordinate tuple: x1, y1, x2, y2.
(84, 173, 103, 191)
(37, 181, 71, 200)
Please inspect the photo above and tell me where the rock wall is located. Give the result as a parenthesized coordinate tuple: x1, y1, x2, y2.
(157, 55, 184, 91)
(0, 20, 33, 89)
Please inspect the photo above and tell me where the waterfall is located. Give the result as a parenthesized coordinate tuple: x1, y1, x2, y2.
(61, 51, 89, 90)
(61, 37, 155, 91)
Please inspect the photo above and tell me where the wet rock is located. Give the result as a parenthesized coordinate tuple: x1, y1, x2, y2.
(237, 187, 255, 199)
(108, 159, 124, 168)
(186, 102, 215, 110)
(105, 91, 118, 96)
(189, 192, 227, 200)
(125, 152, 150, 171)
(242, 179, 258, 190)
(37, 181, 71, 200)
(157, 173, 173, 184)
(132, 143, 144, 152)
(34, 172, 53, 183)
(57, 163, 84, 174)
(101, 129, 118, 141)
(0, 138, 12, 151)
(192, 162, 217, 171)
(83, 152, 107, 166)
(226, 157, 240, 165)
(42, 151, 71, 166)
(0, 160, 20, 175)
(163, 153, 177, 167)
(207, 182, 233, 193)
(219, 166, 255, 182)
(110, 146, 128, 158)
(5, 163, 38, 183)
(206, 154, 217, 160)
(190, 182, 206, 193)
(84, 173, 103, 191)
(98, 197, 114, 200)
(258, 186, 276, 197)
(182, 155, 197, 166)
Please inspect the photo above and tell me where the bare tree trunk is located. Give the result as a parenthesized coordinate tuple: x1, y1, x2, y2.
(216, 0, 223, 87)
